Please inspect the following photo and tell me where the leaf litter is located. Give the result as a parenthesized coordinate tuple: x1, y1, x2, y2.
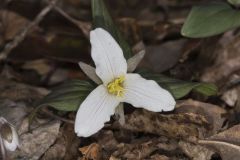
(0, 0, 240, 159)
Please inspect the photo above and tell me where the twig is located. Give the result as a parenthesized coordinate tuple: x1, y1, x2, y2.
(53, 6, 91, 38)
(0, 0, 58, 62)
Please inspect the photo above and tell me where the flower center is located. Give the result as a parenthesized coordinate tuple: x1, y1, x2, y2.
(107, 76, 125, 97)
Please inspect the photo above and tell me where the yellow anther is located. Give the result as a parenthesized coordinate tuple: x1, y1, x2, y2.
(107, 76, 125, 97)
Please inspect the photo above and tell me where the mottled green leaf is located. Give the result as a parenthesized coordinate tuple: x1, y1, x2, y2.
(38, 80, 95, 111)
(139, 71, 217, 99)
(181, 3, 240, 38)
(91, 0, 132, 59)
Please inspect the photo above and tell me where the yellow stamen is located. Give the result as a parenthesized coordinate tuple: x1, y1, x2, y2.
(107, 76, 125, 97)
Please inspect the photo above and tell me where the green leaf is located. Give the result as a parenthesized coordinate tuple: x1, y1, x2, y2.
(91, 0, 132, 59)
(38, 80, 95, 111)
(139, 71, 217, 99)
(228, 0, 240, 6)
(181, 3, 240, 38)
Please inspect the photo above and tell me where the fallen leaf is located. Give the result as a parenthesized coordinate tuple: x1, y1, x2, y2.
(41, 137, 66, 160)
(0, 99, 27, 127)
(121, 109, 209, 140)
(111, 137, 175, 159)
(176, 99, 227, 135)
(149, 154, 170, 160)
(79, 143, 102, 160)
(199, 124, 240, 160)
(11, 120, 61, 160)
(178, 141, 213, 160)
(200, 32, 240, 85)
(221, 86, 239, 107)
(0, 78, 49, 102)
(144, 39, 187, 73)
(0, 10, 31, 42)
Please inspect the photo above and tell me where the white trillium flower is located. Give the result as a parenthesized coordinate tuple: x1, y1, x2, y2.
(75, 28, 176, 137)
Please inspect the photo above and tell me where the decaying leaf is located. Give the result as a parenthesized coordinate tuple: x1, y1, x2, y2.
(221, 86, 239, 107)
(111, 137, 178, 159)
(41, 137, 66, 160)
(176, 99, 227, 135)
(0, 78, 49, 102)
(79, 143, 102, 160)
(0, 99, 27, 127)
(200, 32, 240, 85)
(121, 109, 209, 140)
(11, 120, 61, 160)
(149, 154, 170, 160)
(0, 10, 31, 42)
(117, 100, 226, 140)
(178, 141, 214, 160)
(199, 124, 240, 160)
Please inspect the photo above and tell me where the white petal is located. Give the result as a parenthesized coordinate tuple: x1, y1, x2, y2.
(123, 74, 176, 112)
(90, 28, 127, 84)
(75, 85, 119, 137)
(3, 125, 19, 151)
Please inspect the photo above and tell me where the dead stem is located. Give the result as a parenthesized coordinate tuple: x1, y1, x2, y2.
(0, 0, 58, 62)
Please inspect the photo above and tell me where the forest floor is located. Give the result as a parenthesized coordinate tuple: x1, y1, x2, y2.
(0, 0, 240, 160)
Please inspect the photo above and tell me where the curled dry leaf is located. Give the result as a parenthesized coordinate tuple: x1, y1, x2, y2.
(11, 120, 60, 160)
(95, 130, 119, 152)
(120, 100, 226, 140)
(221, 86, 240, 107)
(178, 141, 214, 160)
(122, 109, 209, 140)
(199, 124, 240, 160)
(200, 32, 240, 84)
(41, 137, 66, 160)
(79, 143, 102, 160)
(176, 99, 227, 135)
(0, 78, 49, 102)
(0, 10, 30, 43)
(111, 137, 178, 159)
(149, 154, 170, 160)
(0, 99, 27, 127)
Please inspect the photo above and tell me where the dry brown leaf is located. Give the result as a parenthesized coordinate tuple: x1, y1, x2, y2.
(199, 140, 240, 160)
(176, 99, 227, 135)
(122, 109, 209, 140)
(41, 137, 66, 160)
(0, 78, 49, 102)
(149, 154, 170, 160)
(200, 32, 240, 85)
(199, 124, 240, 160)
(221, 86, 240, 107)
(79, 143, 102, 160)
(0, 10, 30, 42)
(0, 99, 27, 128)
(96, 130, 118, 152)
(111, 137, 175, 159)
(178, 141, 213, 160)
(11, 120, 61, 160)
